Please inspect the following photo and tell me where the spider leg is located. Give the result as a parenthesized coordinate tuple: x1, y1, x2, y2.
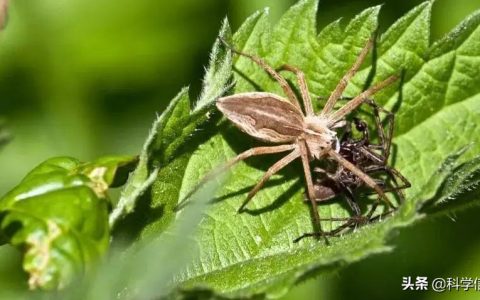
(360, 165, 409, 222)
(316, 96, 352, 101)
(384, 165, 411, 191)
(328, 75, 399, 125)
(363, 165, 411, 191)
(277, 64, 314, 116)
(321, 38, 374, 115)
(365, 202, 380, 220)
(294, 201, 373, 242)
(363, 164, 411, 205)
(238, 148, 300, 212)
(219, 38, 302, 111)
(324, 185, 367, 236)
(342, 184, 362, 216)
(327, 149, 396, 209)
(294, 217, 359, 242)
(358, 146, 384, 165)
(299, 140, 329, 244)
(325, 200, 389, 237)
(369, 206, 397, 222)
(297, 200, 379, 241)
(176, 144, 296, 211)
(363, 98, 395, 162)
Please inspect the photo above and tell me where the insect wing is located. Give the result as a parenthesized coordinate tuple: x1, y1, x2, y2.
(217, 92, 304, 143)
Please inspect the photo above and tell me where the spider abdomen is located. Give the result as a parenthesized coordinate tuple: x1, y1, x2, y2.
(217, 92, 304, 143)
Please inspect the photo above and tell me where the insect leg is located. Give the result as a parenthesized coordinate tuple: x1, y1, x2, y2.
(238, 148, 300, 212)
(176, 144, 296, 210)
(321, 38, 374, 115)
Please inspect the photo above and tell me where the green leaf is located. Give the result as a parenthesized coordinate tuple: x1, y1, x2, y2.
(133, 0, 480, 297)
(110, 20, 232, 236)
(0, 155, 135, 290)
(76, 172, 226, 300)
(195, 18, 233, 111)
(417, 142, 480, 215)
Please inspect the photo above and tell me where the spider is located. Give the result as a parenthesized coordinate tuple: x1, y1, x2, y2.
(181, 37, 399, 241)
(298, 103, 411, 240)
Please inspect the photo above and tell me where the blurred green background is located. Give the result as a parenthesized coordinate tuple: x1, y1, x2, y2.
(0, 0, 479, 299)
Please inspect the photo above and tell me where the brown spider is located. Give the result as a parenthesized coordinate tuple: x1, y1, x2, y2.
(182, 37, 399, 241)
